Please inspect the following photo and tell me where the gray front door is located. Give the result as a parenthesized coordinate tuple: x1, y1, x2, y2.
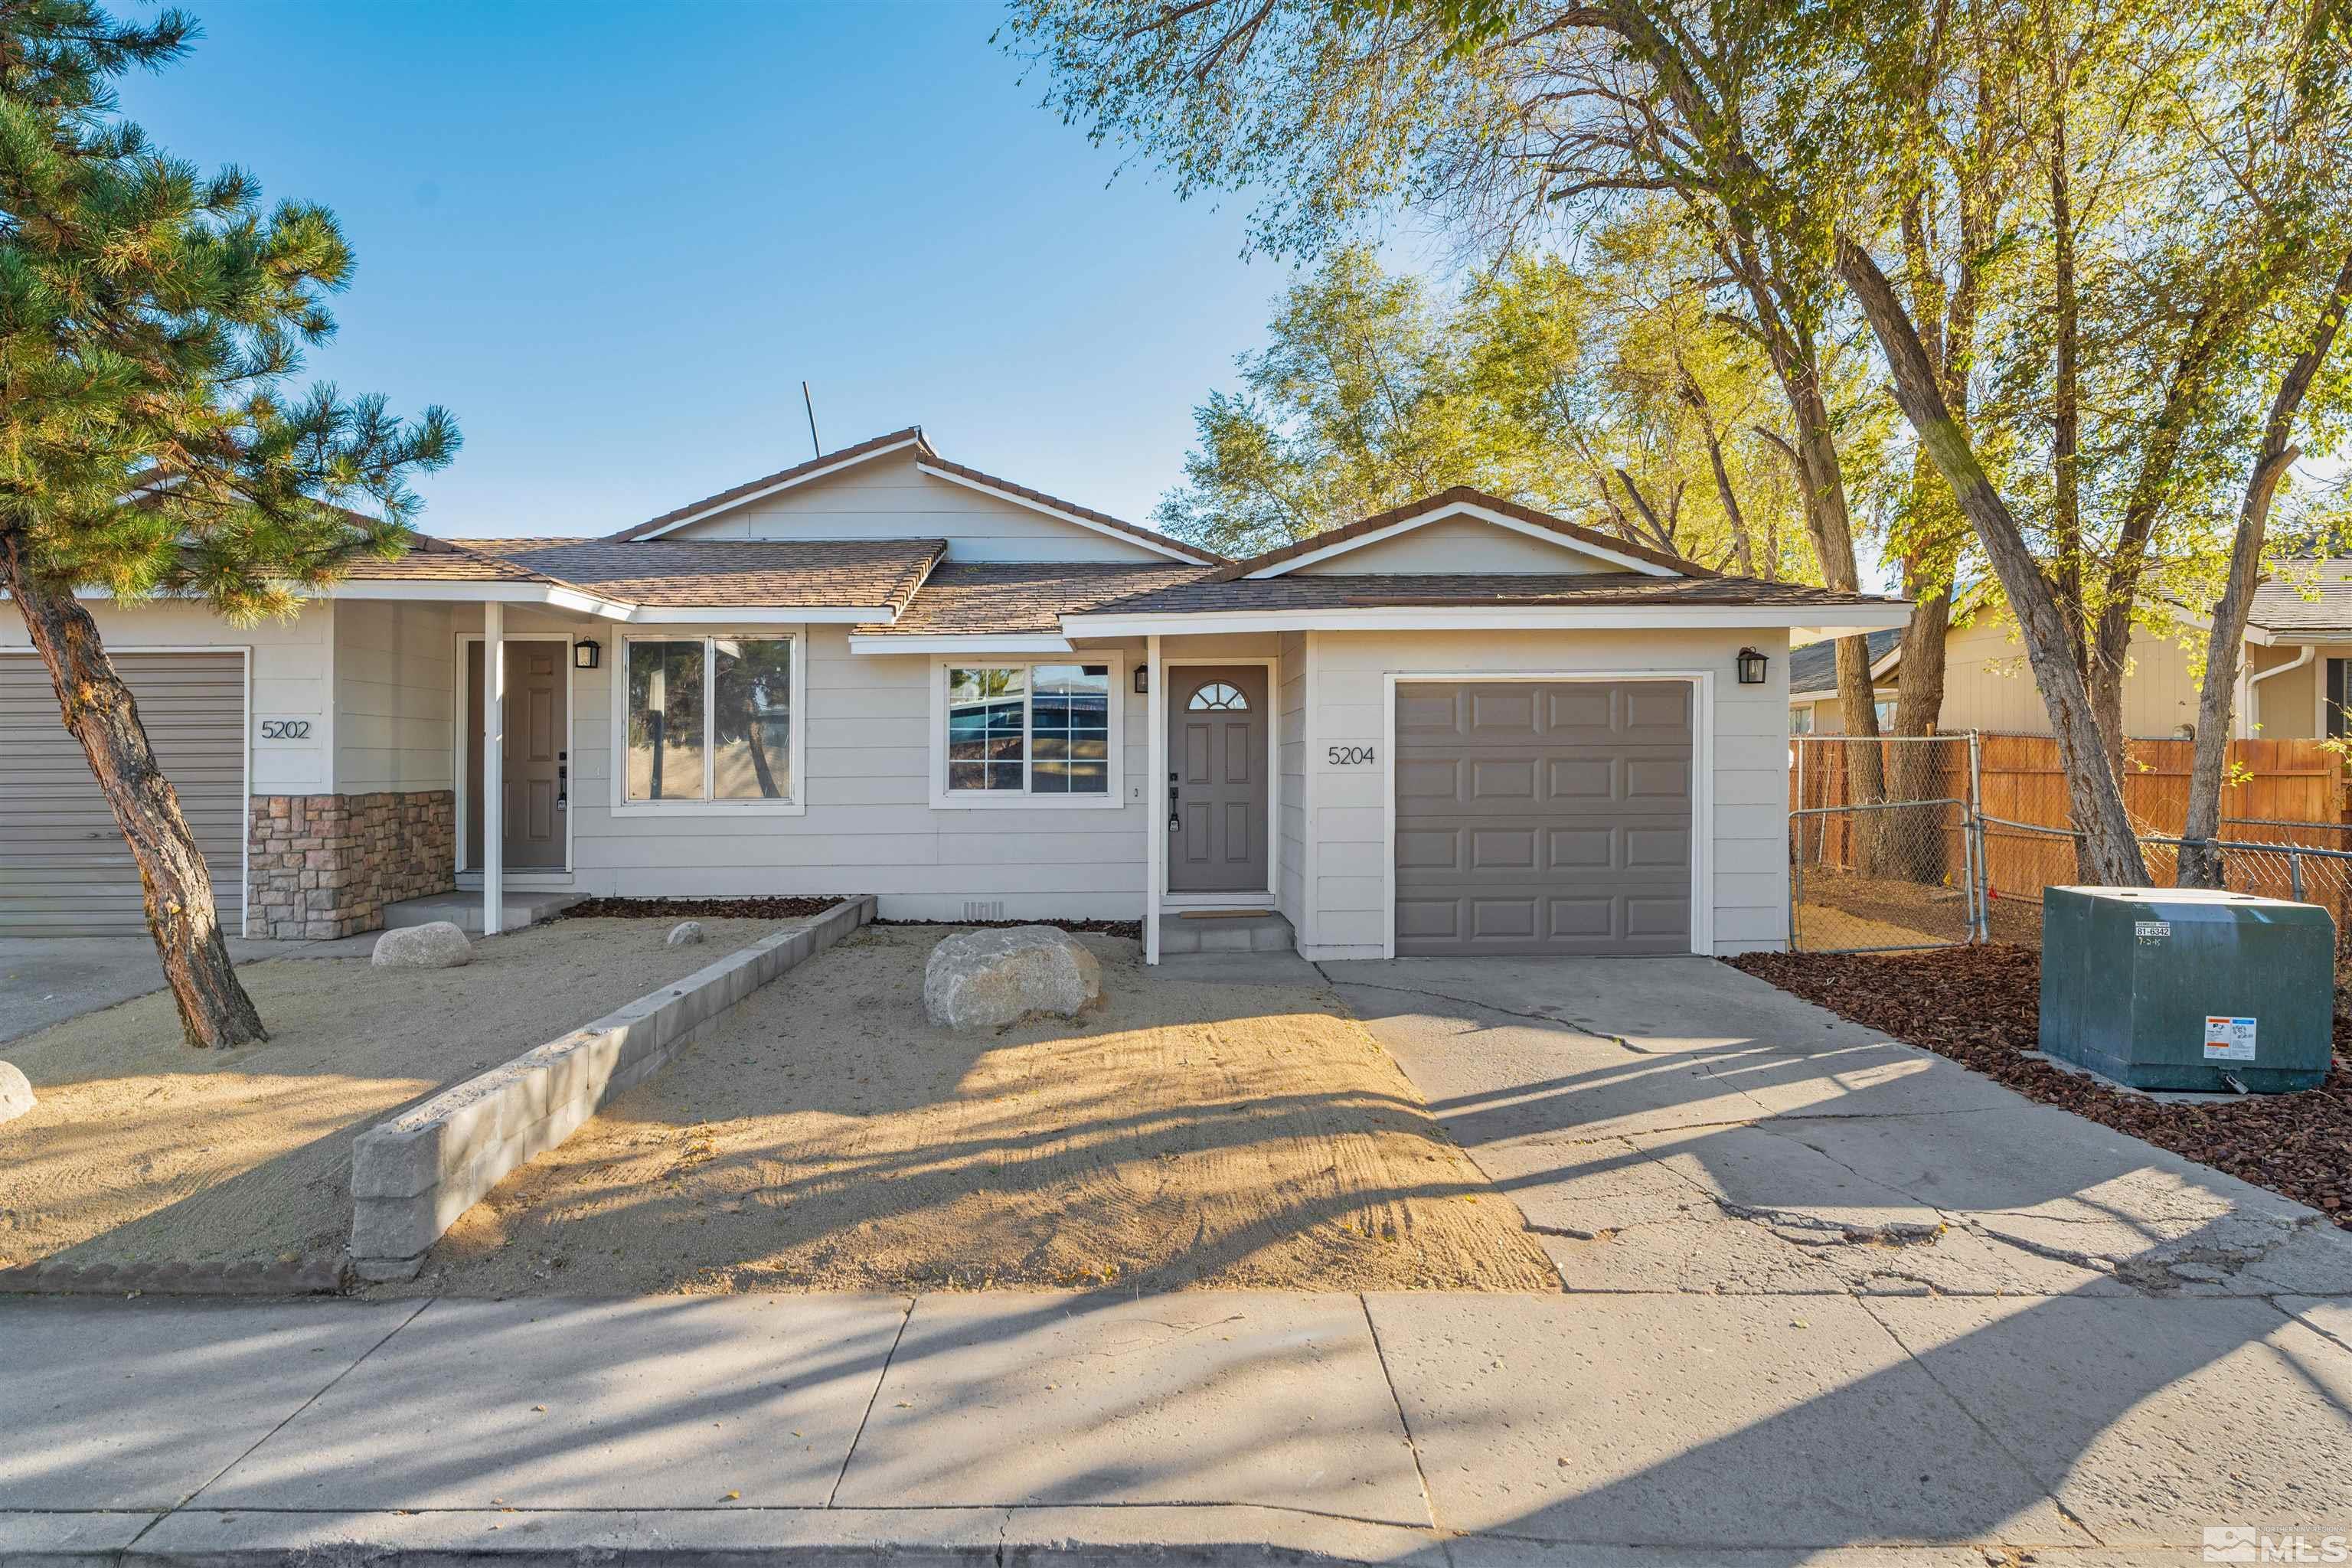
(468, 641, 568, 871)
(1168, 666, 1269, 894)
(1393, 679, 1693, 956)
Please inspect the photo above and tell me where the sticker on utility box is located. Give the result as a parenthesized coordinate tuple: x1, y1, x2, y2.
(2135, 920, 2171, 942)
(2203, 1016, 2258, 1062)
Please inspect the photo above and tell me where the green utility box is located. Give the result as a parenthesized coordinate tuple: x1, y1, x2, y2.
(2039, 886, 2334, 1093)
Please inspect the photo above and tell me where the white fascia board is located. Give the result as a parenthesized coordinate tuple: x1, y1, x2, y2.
(911, 462, 1216, 565)
(1060, 604, 1915, 637)
(301, 580, 639, 620)
(624, 604, 890, 625)
(1246, 499, 1679, 579)
(847, 633, 1074, 655)
(630, 438, 925, 540)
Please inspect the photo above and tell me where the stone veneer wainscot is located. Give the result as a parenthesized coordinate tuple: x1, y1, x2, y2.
(247, 791, 456, 939)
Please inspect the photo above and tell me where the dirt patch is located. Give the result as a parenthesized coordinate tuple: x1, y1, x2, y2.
(561, 896, 846, 920)
(387, 925, 1556, 1295)
(1727, 945, 2352, 1228)
(0, 916, 800, 1271)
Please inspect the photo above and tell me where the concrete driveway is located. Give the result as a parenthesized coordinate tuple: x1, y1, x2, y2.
(1318, 952, 2352, 1550)
(0, 935, 333, 1045)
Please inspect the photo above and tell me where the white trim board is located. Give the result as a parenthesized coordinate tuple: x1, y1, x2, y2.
(1249, 498, 1679, 579)
(848, 633, 1075, 656)
(1163, 656, 1281, 906)
(1062, 605, 1914, 638)
(1377, 670, 1716, 961)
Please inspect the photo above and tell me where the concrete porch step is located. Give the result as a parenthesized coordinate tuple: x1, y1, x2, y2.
(1158, 909, 1294, 956)
(383, 890, 583, 936)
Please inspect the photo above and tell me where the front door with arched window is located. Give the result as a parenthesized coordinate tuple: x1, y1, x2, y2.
(1168, 666, 1269, 893)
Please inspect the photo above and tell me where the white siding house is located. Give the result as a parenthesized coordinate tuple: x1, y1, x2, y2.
(5, 430, 1906, 949)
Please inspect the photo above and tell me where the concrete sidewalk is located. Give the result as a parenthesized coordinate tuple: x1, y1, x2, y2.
(5, 1285, 2349, 1566)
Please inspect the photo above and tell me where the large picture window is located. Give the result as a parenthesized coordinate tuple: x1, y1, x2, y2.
(944, 662, 1112, 798)
(624, 635, 795, 802)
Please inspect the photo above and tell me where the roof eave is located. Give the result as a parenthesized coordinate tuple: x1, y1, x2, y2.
(1060, 603, 1915, 637)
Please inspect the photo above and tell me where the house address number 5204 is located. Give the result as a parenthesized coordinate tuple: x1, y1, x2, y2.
(1326, 745, 1375, 766)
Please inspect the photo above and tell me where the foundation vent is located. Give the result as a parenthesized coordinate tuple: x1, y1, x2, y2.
(963, 900, 1006, 922)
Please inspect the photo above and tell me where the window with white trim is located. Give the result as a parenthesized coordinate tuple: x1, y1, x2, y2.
(622, 634, 795, 802)
(944, 662, 1112, 796)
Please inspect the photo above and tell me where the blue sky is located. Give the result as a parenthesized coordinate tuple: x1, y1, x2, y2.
(116, 2, 1293, 541)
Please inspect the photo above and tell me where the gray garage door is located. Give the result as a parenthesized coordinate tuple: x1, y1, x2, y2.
(2, 652, 247, 936)
(1394, 679, 1693, 956)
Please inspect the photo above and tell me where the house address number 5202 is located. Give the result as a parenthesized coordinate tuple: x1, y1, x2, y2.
(259, 719, 311, 740)
(1326, 745, 1376, 766)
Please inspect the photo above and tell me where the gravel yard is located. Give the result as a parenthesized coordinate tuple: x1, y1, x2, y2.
(0, 916, 793, 1272)
(390, 924, 1557, 1296)
(1729, 943, 2352, 1228)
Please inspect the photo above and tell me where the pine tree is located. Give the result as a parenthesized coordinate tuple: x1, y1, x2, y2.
(0, 2, 457, 1047)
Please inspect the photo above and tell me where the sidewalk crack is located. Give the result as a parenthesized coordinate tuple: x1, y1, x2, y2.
(826, 1294, 913, 1508)
(1852, 1294, 2105, 1549)
(1357, 1292, 1445, 1538)
(132, 1296, 437, 1557)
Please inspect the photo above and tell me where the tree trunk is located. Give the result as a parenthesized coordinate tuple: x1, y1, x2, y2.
(2183, 247, 2352, 887)
(0, 531, 268, 1047)
(1838, 237, 2150, 887)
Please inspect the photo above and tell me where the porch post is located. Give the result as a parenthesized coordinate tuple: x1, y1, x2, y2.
(482, 599, 505, 937)
(1145, 633, 1163, 965)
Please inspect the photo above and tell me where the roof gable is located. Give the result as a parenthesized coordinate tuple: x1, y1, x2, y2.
(1223, 488, 1703, 581)
(612, 426, 1222, 566)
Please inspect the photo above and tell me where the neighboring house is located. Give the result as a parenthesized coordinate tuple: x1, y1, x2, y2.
(1790, 561, 2352, 743)
(1, 426, 1904, 959)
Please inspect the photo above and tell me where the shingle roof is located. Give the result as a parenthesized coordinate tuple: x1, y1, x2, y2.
(855, 563, 1218, 638)
(1078, 571, 1901, 617)
(1788, 626, 1904, 695)
(1215, 486, 1710, 581)
(340, 537, 564, 586)
(347, 537, 946, 610)
(2249, 559, 2352, 637)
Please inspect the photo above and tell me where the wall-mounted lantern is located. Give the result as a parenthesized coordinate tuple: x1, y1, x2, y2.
(1132, 665, 1149, 695)
(1736, 646, 1769, 685)
(573, 640, 602, 671)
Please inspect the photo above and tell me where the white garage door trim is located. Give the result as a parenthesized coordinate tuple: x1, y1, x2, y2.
(1, 643, 252, 937)
(1380, 669, 1713, 959)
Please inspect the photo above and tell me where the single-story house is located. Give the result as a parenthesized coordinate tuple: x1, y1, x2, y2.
(2, 427, 1906, 959)
(1789, 564, 2352, 743)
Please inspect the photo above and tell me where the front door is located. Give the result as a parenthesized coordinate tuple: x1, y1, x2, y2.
(468, 640, 569, 871)
(1167, 666, 1268, 894)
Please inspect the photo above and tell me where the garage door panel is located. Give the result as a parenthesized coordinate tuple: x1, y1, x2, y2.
(2, 652, 245, 936)
(1395, 678, 1693, 958)
(1395, 897, 1461, 939)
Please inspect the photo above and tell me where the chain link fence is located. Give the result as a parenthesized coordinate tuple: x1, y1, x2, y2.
(1790, 735, 1983, 952)
(1980, 815, 2352, 965)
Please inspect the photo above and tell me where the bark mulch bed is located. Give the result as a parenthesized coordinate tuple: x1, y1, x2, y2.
(874, 916, 1145, 941)
(1726, 944, 2352, 1230)
(560, 896, 848, 920)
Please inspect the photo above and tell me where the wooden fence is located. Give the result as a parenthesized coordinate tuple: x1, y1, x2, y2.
(1791, 730, 2349, 914)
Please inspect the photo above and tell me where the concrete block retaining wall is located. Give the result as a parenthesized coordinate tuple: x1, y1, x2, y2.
(348, 894, 875, 1281)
